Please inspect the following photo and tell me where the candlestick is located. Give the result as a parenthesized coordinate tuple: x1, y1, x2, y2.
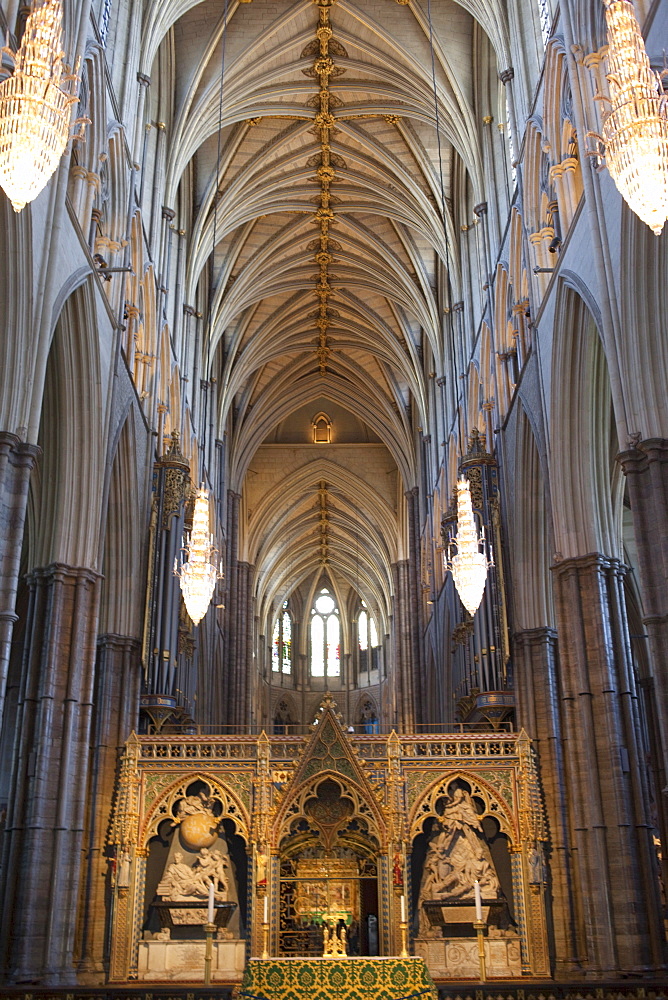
(474, 880, 482, 921)
(473, 919, 486, 982)
(263, 894, 268, 924)
(207, 879, 215, 924)
(203, 921, 216, 984)
(399, 921, 408, 958)
(400, 893, 406, 923)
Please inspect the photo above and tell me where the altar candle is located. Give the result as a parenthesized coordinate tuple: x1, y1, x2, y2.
(474, 880, 482, 921)
(207, 879, 215, 924)
(400, 894, 406, 923)
(263, 895, 268, 924)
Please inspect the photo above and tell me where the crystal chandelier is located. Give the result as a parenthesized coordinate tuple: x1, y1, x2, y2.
(0, 0, 82, 213)
(445, 479, 493, 616)
(588, 0, 668, 235)
(175, 487, 221, 625)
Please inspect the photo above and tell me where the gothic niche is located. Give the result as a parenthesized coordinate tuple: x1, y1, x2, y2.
(359, 698, 379, 733)
(278, 778, 379, 958)
(142, 780, 245, 942)
(274, 698, 293, 734)
(412, 780, 515, 939)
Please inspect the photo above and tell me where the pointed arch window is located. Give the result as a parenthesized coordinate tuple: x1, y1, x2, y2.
(310, 588, 340, 678)
(358, 603, 380, 679)
(272, 603, 292, 674)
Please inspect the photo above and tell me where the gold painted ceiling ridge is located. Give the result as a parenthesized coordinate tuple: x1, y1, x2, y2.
(307, 0, 346, 377)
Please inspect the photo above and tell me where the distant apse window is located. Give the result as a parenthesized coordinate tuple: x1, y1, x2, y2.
(310, 588, 340, 678)
(272, 603, 292, 674)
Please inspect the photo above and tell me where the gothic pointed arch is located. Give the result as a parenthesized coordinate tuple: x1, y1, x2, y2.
(271, 697, 387, 852)
(140, 772, 250, 847)
(409, 769, 516, 843)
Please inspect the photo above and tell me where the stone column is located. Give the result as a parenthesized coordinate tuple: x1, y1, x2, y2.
(617, 440, 668, 779)
(144, 435, 189, 700)
(551, 554, 664, 975)
(245, 566, 256, 727)
(404, 488, 422, 728)
(77, 634, 141, 979)
(0, 563, 100, 984)
(514, 627, 581, 977)
(225, 491, 241, 728)
(235, 560, 252, 729)
(0, 433, 40, 729)
(392, 560, 414, 731)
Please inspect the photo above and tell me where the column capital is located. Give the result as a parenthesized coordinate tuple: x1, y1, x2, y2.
(26, 562, 103, 587)
(513, 626, 558, 645)
(550, 551, 621, 577)
(618, 437, 668, 472)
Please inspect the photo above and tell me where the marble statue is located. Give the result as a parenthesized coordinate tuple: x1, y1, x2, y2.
(157, 848, 229, 901)
(117, 851, 131, 888)
(417, 788, 501, 935)
(173, 791, 216, 822)
(529, 844, 544, 885)
(171, 788, 220, 850)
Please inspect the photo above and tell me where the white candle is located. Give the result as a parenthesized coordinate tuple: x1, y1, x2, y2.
(474, 880, 482, 921)
(400, 894, 406, 923)
(263, 895, 268, 924)
(207, 879, 215, 924)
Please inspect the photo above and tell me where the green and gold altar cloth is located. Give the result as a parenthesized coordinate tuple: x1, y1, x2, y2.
(241, 957, 437, 1000)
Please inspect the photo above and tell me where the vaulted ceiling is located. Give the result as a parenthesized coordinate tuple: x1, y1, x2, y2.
(148, 0, 500, 627)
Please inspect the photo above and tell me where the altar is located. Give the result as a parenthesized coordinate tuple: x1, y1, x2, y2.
(241, 957, 437, 1000)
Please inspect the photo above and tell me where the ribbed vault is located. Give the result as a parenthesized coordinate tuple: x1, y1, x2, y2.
(152, 0, 500, 625)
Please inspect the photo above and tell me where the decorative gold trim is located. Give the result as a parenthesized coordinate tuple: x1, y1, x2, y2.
(307, 0, 345, 376)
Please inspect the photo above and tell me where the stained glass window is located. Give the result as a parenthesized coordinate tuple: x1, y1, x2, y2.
(281, 611, 291, 673)
(310, 588, 340, 679)
(272, 605, 292, 673)
(272, 617, 280, 672)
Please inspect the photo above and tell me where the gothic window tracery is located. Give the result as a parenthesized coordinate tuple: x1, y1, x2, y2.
(310, 589, 340, 679)
(272, 602, 292, 674)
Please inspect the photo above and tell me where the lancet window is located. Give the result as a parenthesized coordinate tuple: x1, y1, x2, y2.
(310, 589, 340, 678)
(272, 603, 292, 674)
(357, 605, 380, 681)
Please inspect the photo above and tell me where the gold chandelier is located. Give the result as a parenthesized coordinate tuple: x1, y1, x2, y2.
(0, 0, 82, 213)
(445, 479, 493, 616)
(175, 487, 221, 626)
(589, 0, 668, 235)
